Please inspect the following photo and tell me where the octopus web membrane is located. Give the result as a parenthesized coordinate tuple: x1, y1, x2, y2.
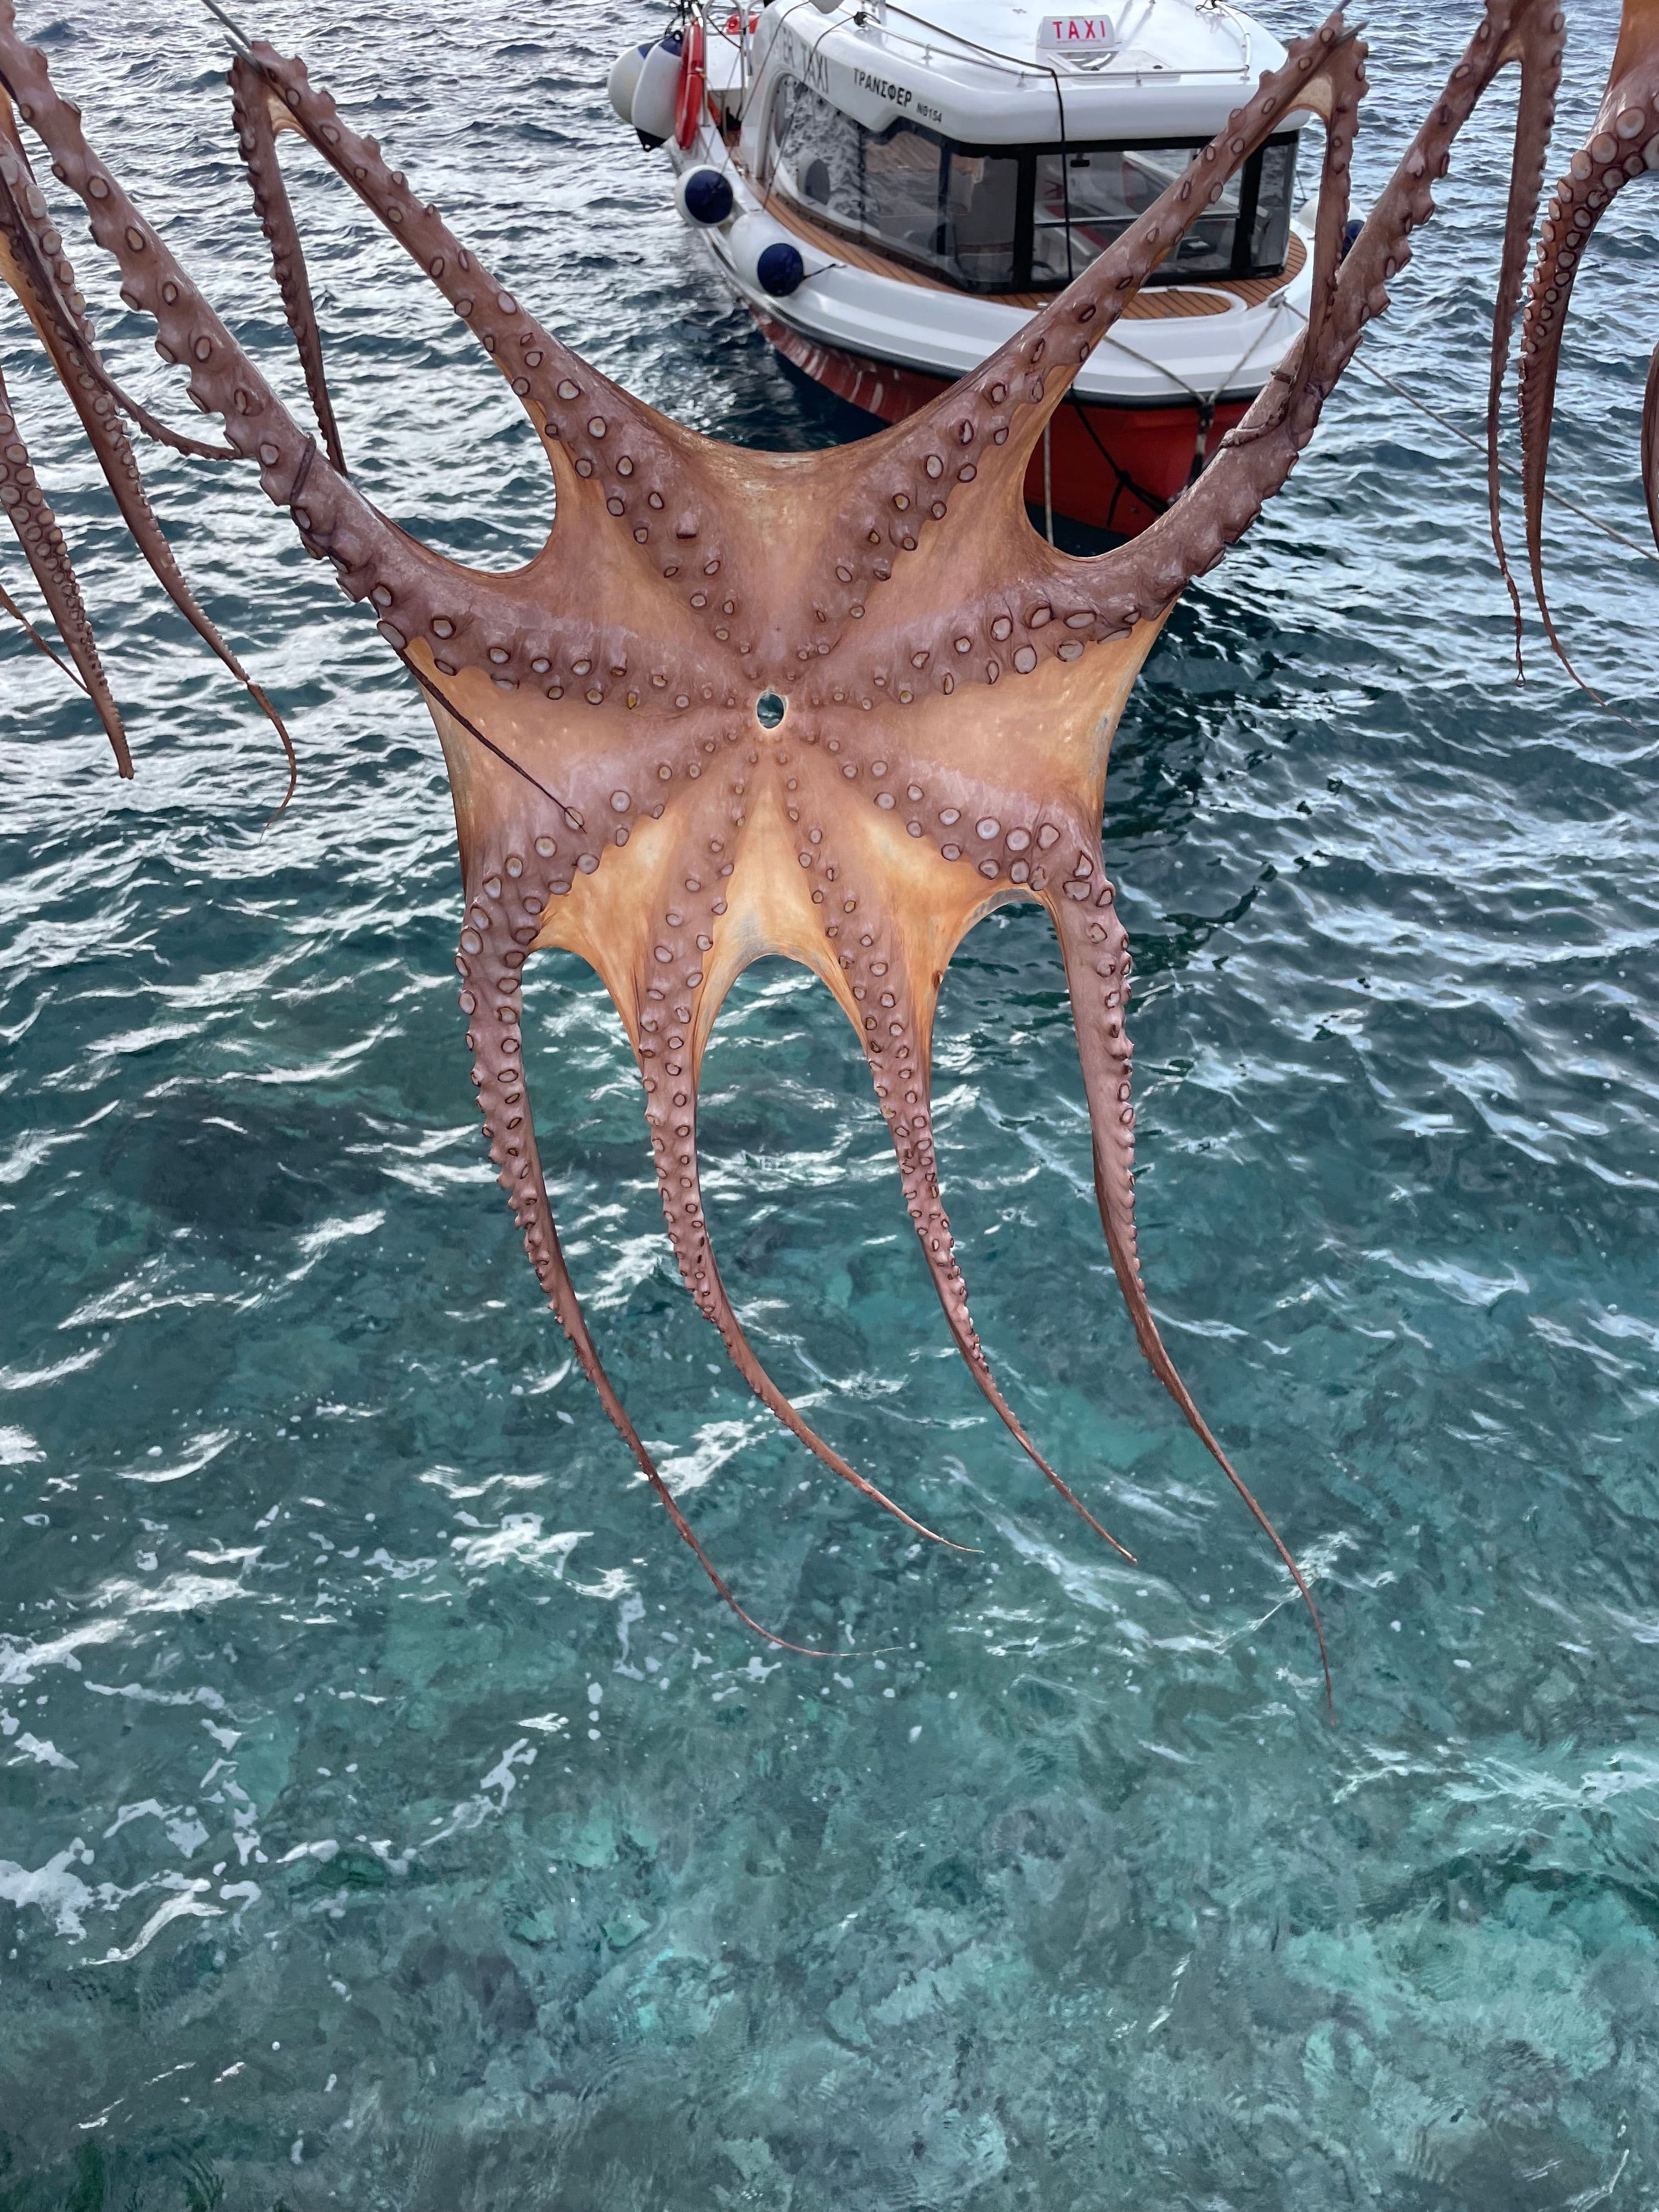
(0, 0, 1657, 2206)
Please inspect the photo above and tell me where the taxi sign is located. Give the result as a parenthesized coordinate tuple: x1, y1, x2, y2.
(1037, 14, 1118, 49)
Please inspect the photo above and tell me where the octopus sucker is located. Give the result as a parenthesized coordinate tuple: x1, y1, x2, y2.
(460, 867, 827, 1651)
(1511, 0, 1659, 703)
(0, 354, 130, 772)
(0, 0, 1646, 1691)
(638, 1046, 964, 1553)
(0, 81, 298, 803)
(1484, 4, 1568, 666)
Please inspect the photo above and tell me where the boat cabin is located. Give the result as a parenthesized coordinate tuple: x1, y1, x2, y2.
(761, 90, 1300, 294)
(741, 1, 1301, 296)
(613, 0, 1320, 535)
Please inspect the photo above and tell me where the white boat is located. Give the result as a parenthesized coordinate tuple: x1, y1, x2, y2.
(608, 0, 1319, 537)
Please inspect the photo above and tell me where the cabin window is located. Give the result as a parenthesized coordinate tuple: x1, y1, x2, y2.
(770, 78, 865, 232)
(861, 121, 951, 266)
(763, 76, 1299, 296)
(1034, 144, 1239, 280)
(1249, 137, 1297, 272)
(1032, 134, 1300, 282)
(767, 79, 1020, 285)
(944, 151, 1023, 288)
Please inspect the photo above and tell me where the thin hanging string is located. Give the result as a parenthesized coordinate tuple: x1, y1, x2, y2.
(1350, 352, 1659, 568)
(0, 578, 89, 691)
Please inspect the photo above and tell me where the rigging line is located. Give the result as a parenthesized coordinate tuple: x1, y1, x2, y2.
(1091, 286, 1299, 409)
(0, 578, 90, 692)
(1065, 390, 1169, 524)
(1350, 353, 1659, 568)
(395, 650, 585, 830)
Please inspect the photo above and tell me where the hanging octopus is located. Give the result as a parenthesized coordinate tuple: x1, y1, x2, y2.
(0, 0, 1651, 1696)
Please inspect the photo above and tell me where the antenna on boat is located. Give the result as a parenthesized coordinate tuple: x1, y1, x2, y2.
(195, 0, 258, 59)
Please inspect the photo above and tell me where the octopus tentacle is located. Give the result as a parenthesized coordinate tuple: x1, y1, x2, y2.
(1644, 335, 1659, 551)
(827, 0, 1576, 687)
(0, 19, 409, 588)
(225, 40, 693, 512)
(1296, 36, 1368, 411)
(852, 19, 1355, 560)
(820, 868, 1136, 1559)
(0, 18, 610, 723)
(1485, 8, 1567, 663)
(0, 98, 233, 460)
(205, 37, 773, 691)
(889, 1081, 1135, 1562)
(1076, 0, 1571, 641)
(0, 358, 129, 771)
(636, 1028, 960, 1551)
(456, 876, 825, 1654)
(1516, 0, 1659, 687)
(1048, 862, 1331, 1708)
(228, 55, 346, 476)
(804, 7, 1476, 673)
(612, 774, 959, 1545)
(0, 13, 760, 731)
(0, 126, 298, 803)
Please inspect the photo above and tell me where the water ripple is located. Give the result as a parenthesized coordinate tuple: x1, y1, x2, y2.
(2, 0, 1657, 2204)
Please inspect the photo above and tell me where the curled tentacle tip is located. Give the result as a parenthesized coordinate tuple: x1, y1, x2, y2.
(928, 1531, 979, 1555)
(259, 738, 299, 828)
(1298, 1585, 1334, 1716)
(262, 772, 298, 829)
(746, 1622, 853, 1658)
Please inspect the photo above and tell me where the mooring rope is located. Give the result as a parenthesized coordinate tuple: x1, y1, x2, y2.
(1351, 351, 1659, 569)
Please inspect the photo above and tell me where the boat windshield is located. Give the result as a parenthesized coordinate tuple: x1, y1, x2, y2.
(764, 78, 1299, 294)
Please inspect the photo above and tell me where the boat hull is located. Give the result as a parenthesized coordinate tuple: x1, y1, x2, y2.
(749, 304, 1252, 539)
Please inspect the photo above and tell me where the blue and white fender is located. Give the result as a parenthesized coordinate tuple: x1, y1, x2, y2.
(724, 210, 815, 298)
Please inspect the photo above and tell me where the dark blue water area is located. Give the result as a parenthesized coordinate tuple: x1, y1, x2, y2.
(2, 2, 1657, 2205)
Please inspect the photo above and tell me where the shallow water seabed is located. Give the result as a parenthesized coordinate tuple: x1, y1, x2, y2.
(2, 1, 1658, 2206)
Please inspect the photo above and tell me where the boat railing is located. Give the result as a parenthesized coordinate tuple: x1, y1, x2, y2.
(831, 0, 1256, 92)
(698, 0, 1257, 94)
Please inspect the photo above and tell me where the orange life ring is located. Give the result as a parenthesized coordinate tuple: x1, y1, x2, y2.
(675, 20, 706, 150)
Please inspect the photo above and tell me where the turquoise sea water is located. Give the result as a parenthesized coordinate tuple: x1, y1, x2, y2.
(3, 3, 1658, 2205)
